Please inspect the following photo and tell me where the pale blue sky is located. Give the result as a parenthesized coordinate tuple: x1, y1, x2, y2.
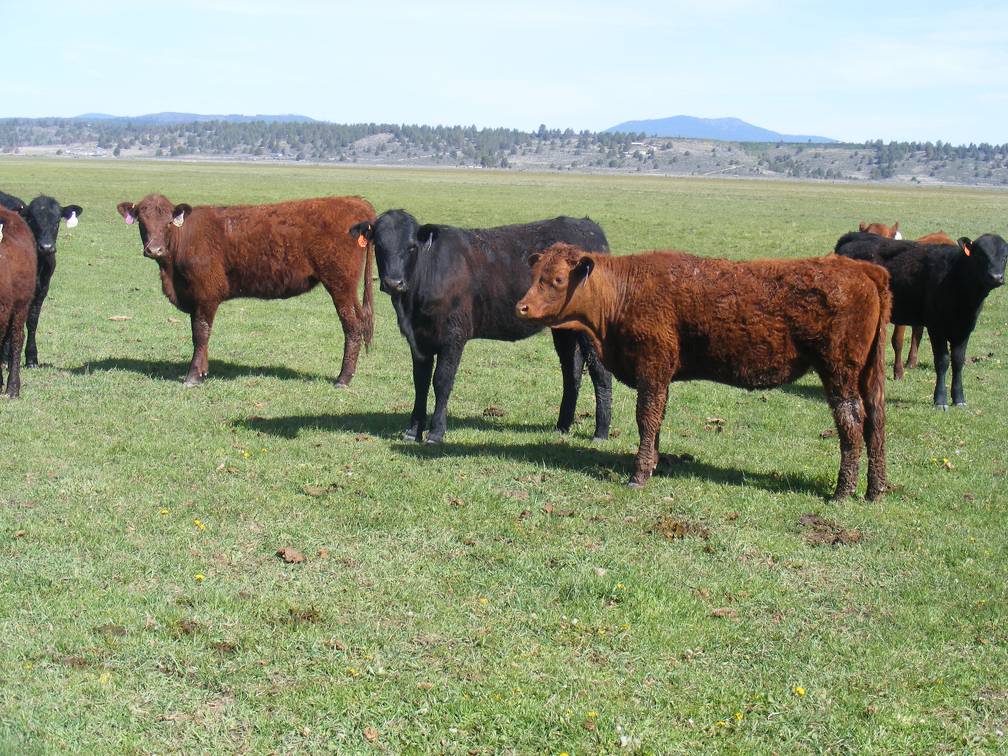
(6, 1, 1006, 145)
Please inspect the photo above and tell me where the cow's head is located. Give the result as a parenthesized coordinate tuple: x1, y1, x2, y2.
(516, 243, 595, 323)
(0, 191, 27, 216)
(18, 196, 83, 257)
(959, 234, 1008, 289)
(350, 209, 435, 295)
(117, 194, 191, 259)
(859, 221, 901, 240)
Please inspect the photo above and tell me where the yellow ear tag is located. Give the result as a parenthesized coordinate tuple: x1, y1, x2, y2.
(357, 234, 367, 248)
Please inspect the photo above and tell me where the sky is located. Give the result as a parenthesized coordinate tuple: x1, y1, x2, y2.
(5, 1, 1007, 145)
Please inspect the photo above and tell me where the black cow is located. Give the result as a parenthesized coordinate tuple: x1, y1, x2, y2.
(0, 191, 83, 367)
(349, 210, 613, 443)
(835, 231, 1007, 408)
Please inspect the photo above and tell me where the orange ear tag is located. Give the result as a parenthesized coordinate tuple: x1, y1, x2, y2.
(357, 235, 368, 248)
(963, 243, 971, 257)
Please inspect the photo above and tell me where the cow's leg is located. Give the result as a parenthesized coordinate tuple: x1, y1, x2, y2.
(551, 329, 583, 434)
(404, 353, 434, 442)
(426, 343, 465, 444)
(185, 303, 218, 387)
(825, 389, 865, 501)
(328, 293, 364, 388)
(928, 328, 950, 409)
(891, 325, 906, 380)
(949, 338, 970, 407)
(629, 382, 669, 488)
(4, 308, 28, 398)
(906, 325, 924, 369)
(24, 274, 51, 368)
(579, 333, 612, 440)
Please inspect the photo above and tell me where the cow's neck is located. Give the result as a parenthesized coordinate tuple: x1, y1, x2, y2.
(560, 258, 626, 353)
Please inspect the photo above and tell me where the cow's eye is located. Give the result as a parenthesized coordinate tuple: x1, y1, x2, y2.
(553, 277, 564, 286)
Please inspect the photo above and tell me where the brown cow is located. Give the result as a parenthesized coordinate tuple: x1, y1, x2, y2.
(116, 194, 375, 387)
(516, 244, 891, 500)
(859, 221, 956, 378)
(0, 208, 38, 398)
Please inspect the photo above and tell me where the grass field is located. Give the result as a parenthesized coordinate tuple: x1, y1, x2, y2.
(1, 158, 1006, 753)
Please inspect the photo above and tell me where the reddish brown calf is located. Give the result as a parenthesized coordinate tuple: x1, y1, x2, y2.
(116, 194, 375, 387)
(517, 244, 891, 500)
(0, 208, 38, 398)
(859, 221, 956, 378)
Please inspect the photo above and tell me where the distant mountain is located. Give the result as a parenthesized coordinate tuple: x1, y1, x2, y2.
(71, 112, 316, 124)
(606, 115, 835, 144)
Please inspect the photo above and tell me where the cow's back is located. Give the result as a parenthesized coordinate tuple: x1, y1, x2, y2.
(417, 217, 608, 343)
(174, 196, 373, 300)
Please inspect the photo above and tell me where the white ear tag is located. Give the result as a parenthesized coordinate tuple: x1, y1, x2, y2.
(65, 212, 78, 228)
(0, 223, 4, 244)
(172, 214, 185, 227)
(893, 231, 902, 240)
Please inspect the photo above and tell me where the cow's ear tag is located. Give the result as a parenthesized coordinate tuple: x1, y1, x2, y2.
(357, 234, 367, 248)
(66, 211, 78, 229)
(0, 222, 4, 244)
(962, 242, 971, 257)
(172, 214, 185, 228)
(125, 212, 134, 225)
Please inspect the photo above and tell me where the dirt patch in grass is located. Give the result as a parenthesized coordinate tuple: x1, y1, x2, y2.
(288, 606, 322, 624)
(93, 623, 126, 638)
(799, 514, 863, 546)
(652, 516, 710, 541)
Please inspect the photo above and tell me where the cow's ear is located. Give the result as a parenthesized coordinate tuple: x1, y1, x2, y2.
(62, 204, 83, 228)
(527, 252, 543, 268)
(958, 237, 973, 257)
(172, 203, 192, 227)
(349, 221, 373, 243)
(117, 201, 137, 225)
(571, 255, 594, 288)
(417, 224, 437, 253)
(858, 222, 868, 232)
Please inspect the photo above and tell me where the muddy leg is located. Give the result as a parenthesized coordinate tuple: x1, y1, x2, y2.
(828, 395, 865, 501)
(185, 304, 217, 387)
(629, 383, 668, 488)
(331, 296, 363, 387)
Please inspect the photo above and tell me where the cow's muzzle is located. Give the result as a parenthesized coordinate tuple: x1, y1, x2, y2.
(143, 246, 166, 259)
(381, 277, 408, 293)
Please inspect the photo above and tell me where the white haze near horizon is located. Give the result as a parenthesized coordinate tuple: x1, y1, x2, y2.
(6, 0, 1007, 146)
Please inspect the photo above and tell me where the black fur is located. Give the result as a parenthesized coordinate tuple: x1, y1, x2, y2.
(362, 209, 613, 443)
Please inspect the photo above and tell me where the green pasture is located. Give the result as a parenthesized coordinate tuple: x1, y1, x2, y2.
(1, 159, 1006, 753)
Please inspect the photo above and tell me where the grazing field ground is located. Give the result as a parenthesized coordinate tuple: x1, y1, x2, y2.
(1, 159, 1006, 753)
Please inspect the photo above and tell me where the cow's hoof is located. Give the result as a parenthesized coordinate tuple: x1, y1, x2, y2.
(424, 433, 444, 445)
(402, 429, 419, 442)
(183, 376, 205, 388)
(25, 361, 39, 369)
(626, 479, 646, 489)
(591, 433, 609, 442)
(334, 381, 350, 390)
(953, 401, 967, 408)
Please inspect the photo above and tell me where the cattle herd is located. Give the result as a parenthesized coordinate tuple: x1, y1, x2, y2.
(1, 187, 1006, 502)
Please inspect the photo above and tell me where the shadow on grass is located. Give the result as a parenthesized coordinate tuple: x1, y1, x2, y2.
(397, 439, 828, 497)
(67, 357, 329, 384)
(239, 410, 828, 497)
(234, 410, 555, 440)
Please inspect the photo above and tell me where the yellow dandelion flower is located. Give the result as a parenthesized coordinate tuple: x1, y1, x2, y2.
(194, 573, 206, 582)
(159, 508, 169, 515)
(793, 685, 806, 697)
(716, 719, 728, 727)
(734, 711, 744, 721)
(587, 710, 598, 719)
(479, 597, 489, 606)
(346, 666, 360, 677)
(615, 583, 625, 590)
(194, 518, 206, 530)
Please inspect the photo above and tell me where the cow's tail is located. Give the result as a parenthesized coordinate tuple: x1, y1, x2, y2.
(361, 236, 375, 351)
(859, 262, 891, 500)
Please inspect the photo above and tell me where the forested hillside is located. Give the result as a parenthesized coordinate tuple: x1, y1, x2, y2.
(2, 117, 1007, 186)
